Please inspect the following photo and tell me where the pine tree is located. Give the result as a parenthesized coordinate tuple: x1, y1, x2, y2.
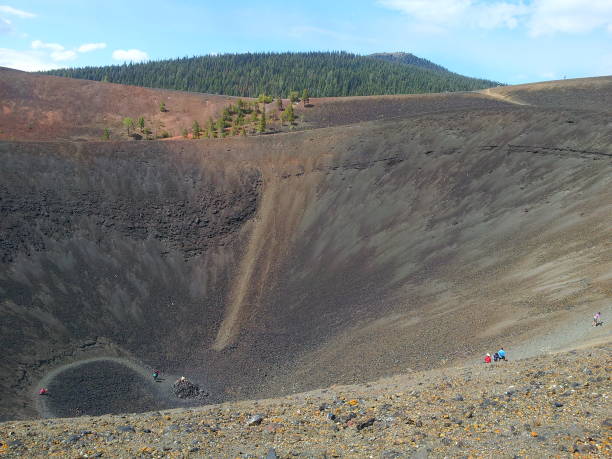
(288, 90, 300, 103)
(159, 101, 166, 112)
(138, 116, 145, 132)
(258, 107, 266, 133)
(282, 103, 295, 124)
(182, 128, 188, 138)
(257, 93, 273, 103)
(302, 89, 310, 106)
(216, 118, 226, 137)
(207, 117, 216, 138)
(103, 128, 110, 140)
(192, 120, 201, 139)
(122, 117, 134, 135)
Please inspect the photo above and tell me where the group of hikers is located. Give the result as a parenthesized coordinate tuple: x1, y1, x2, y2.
(484, 348, 506, 364)
(482, 312, 604, 364)
(593, 312, 603, 327)
(153, 370, 190, 385)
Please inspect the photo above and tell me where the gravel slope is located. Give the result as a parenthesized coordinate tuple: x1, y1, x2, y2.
(0, 345, 609, 458)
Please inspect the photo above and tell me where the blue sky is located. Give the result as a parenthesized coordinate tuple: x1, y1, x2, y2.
(1, 1, 611, 84)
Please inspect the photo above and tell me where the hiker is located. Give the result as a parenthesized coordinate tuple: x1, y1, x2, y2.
(493, 352, 500, 362)
(484, 353, 491, 364)
(152, 369, 159, 381)
(498, 348, 506, 360)
(38, 388, 48, 395)
(593, 312, 601, 327)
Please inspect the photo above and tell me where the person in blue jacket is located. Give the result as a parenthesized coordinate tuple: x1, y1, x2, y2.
(498, 348, 506, 360)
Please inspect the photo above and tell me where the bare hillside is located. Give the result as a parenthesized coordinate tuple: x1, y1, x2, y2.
(0, 67, 238, 141)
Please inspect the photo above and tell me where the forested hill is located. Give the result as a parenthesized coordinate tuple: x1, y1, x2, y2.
(41, 51, 499, 97)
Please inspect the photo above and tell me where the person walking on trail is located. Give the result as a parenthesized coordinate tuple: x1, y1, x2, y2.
(593, 312, 601, 327)
(152, 369, 159, 381)
(498, 348, 506, 360)
(38, 388, 48, 395)
(484, 353, 491, 364)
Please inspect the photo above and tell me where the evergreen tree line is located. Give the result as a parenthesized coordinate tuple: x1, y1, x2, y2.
(42, 51, 499, 97)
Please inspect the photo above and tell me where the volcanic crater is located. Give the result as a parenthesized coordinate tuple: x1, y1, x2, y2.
(1, 69, 611, 422)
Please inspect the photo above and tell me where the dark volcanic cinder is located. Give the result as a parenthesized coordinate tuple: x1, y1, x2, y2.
(0, 74, 611, 424)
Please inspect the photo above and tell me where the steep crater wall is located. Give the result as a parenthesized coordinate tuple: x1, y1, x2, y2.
(0, 141, 262, 420)
(1, 107, 611, 421)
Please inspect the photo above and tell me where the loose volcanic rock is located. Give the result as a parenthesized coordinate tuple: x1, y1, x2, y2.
(0, 346, 609, 458)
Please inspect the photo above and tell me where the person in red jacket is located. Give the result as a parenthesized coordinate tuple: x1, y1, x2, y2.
(484, 353, 492, 364)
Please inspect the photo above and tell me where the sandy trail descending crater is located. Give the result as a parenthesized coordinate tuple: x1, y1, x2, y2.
(212, 178, 280, 351)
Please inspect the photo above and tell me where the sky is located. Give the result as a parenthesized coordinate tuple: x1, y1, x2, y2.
(1, 0, 611, 84)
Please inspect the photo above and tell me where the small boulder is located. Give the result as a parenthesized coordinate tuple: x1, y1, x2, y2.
(356, 417, 376, 431)
(116, 426, 135, 433)
(246, 414, 264, 426)
(65, 434, 82, 443)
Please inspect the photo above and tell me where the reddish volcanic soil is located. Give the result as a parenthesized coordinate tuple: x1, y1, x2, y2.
(0, 67, 240, 141)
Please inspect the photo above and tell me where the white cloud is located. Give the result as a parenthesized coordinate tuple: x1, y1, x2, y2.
(50, 49, 77, 61)
(0, 48, 56, 71)
(0, 16, 11, 34)
(378, 0, 528, 30)
(112, 48, 148, 62)
(31, 40, 105, 61)
(378, 0, 612, 36)
(378, 0, 471, 25)
(31, 39, 64, 51)
(477, 2, 529, 30)
(78, 42, 107, 53)
(30, 40, 78, 61)
(528, 0, 612, 37)
(0, 5, 34, 36)
(0, 5, 35, 18)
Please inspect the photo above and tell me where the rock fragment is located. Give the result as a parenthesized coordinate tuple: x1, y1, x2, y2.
(246, 414, 264, 426)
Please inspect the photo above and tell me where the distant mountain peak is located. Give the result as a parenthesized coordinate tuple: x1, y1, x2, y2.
(368, 52, 450, 74)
